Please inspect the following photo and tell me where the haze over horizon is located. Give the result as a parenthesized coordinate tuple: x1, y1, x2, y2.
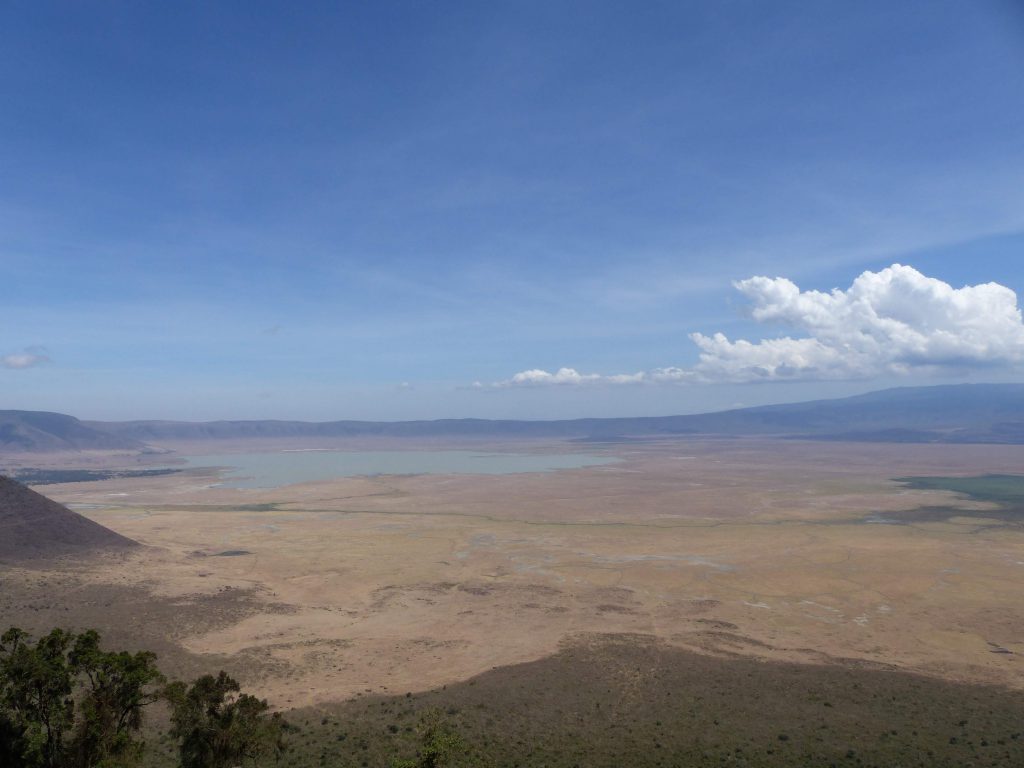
(3, 2, 1024, 421)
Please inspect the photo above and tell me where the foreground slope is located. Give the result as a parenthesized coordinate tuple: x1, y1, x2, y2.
(0, 475, 137, 560)
(290, 635, 1024, 768)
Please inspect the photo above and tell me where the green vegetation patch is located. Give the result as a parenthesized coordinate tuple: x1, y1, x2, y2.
(7, 468, 183, 486)
(139, 503, 282, 513)
(895, 474, 1024, 506)
(887, 474, 1024, 525)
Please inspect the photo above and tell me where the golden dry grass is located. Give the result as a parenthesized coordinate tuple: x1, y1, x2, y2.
(7, 437, 1024, 708)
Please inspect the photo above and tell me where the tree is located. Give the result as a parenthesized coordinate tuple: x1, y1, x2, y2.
(391, 709, 470, 768)
(0, 627, 163, 768)
(0, 627, 76, 768)
(67, 630, 163, 768)
(0, 706, 28, 767)
(165, 671, 288, 768)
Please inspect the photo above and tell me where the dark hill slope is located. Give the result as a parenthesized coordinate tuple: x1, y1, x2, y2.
(0, 410, 145, 453)
(86, 383, 1024, 444)
(0, 476, 137, 561)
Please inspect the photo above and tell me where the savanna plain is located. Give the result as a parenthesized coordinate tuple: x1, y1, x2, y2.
(4, 437, 1024, 767)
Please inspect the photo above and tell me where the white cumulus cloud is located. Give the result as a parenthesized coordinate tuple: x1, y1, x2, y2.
(489, 366, 693, 388)
(2, 349, 52, 370)
(487, 264, 1024, 387)
(508, 368, 604, 386)
(695, 264, 1024, 381)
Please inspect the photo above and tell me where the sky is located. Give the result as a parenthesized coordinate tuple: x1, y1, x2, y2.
(2, 1, 1024, 421)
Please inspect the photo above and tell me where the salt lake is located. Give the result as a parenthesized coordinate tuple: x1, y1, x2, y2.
(184, 449, 618, 489)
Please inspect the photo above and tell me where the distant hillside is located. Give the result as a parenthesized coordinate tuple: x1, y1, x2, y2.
(84, 383, 1024, 444)
(0, 410, 145, 453)
(0, 476, 137, 561)
(652, 383, 1024, 443)
(6, 384, 1024, 450)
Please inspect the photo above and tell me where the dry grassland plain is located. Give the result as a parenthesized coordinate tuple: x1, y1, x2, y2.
(3, 438, 1024, 711)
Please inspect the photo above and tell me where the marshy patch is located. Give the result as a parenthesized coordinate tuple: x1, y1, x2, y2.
(860, 475, 1024, 527)
(9, 467, 183, 485)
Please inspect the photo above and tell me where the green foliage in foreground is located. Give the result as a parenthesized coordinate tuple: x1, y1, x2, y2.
(390, 709, 472, 768)
(0, 628, 292, 768)
(0, 627, 162, 768)
(165, 672, 288, 768)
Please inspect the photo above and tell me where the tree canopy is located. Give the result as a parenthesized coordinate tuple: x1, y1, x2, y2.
(0, 627, 163, 768)
(165, 671, 288, 768)
(0, 627, 287, 768)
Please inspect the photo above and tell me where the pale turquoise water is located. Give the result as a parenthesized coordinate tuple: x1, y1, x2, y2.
(184, 450, 617, 489)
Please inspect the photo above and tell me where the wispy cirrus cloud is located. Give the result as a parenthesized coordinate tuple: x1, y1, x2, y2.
(2, 347, 52, 370)
(484, 264, 1024, 387)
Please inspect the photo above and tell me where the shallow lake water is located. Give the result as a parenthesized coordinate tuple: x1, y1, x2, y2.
(184, 450, 618, 489)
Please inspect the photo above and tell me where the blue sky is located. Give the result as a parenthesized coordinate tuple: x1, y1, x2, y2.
(2, 1, 1024, 420)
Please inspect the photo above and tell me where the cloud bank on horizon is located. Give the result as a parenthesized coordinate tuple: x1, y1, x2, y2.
(486, 265, 1024, 388)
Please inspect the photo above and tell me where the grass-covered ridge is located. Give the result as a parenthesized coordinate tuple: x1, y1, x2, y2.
(277, 635, 1024, 768)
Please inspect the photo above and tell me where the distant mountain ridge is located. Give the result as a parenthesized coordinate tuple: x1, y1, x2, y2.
(0, 410, 145, 453)
(84, 383, 1024, 444)
(4, 384, 1024, 452)
(0, 476, 137, 561)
